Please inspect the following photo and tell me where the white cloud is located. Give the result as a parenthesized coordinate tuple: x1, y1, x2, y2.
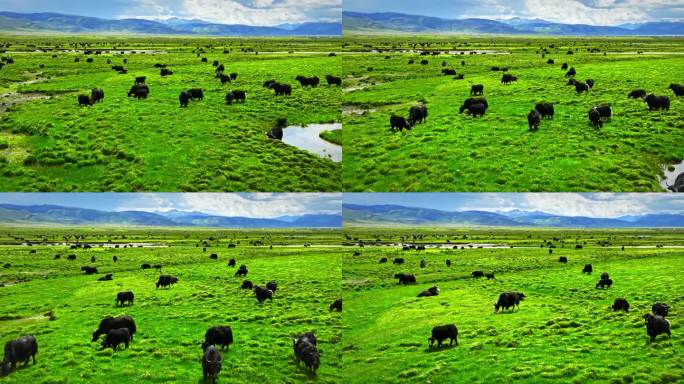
(116, 193, 341, 218)
(521, 0, 647, 25)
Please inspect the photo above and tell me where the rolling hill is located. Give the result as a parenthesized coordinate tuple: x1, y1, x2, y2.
(343, 204, 684, 228)
(343, 11, 684, 36)
(0, 12, 341, 36)
(0, 204, 342, 228)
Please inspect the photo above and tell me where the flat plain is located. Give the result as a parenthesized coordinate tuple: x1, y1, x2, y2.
(342, 227, 684, 383)
(0, 227, 342, 383)
(0, 35, 342, 192)
(342, 36, 684, 192)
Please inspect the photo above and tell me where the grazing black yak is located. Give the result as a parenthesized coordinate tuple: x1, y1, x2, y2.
(596, 278, 613, 289)
(128, 84, 149, 99)
(643, 314, 671, 342)
(669, 83, 683, 96)
(202, 326, 233, 350)
(501, 74, 517, 84)
(254, 286, 273, 303)
(459, 98, 488, 113)
(464, 103, 486, 117)
(179, 91, 190, 107)
(101, 328, 130, 350)
(225, 90, 246, 105)
(293, 332, 319, 373)
(235, 265, 248, 277)
(652, 303, 670, 317)
(269, 82, 292, 96)
(644, 94, 670, 111)
(628, 89, 647, 99)
(329, 299, 342, 311)
(582, 264, 593, 274)
(2, 335, 37, 375)
(156, 275, 178, 289)
(397, 274, 416, 284)
(417, 286, 440, 297)
(428, 324, 458, 348)
(325, 75, 341, 86)
(390, 114, 412, 132)
(78, 95, 91, 106)
(588, 107, 602, 128)
(92, 315, 136, 342)
(295, 75, 320, 87)
(409, 104, 428, 125)
(535, 102, 554, 119)
(472, 271, 484, 278)
(528, 109, 541, 131)
(470, 84, 484, 96)
(116, 291, 134, 306)
(187, 88, 204, 100)
(494, 292, 525, 312)
(267, 119, 285, 140)
(90, 88, 104, 103)
(612, 298, 630, 312)
(575, 81, 589, 95)
(202, 345, 222, 384)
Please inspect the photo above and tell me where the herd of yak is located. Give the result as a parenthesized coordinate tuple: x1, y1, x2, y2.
(372, 244, 673, 350)
(74, 56, 342, 109)
(68, 54, 342, 142)
(388, 54, 681, 133)
(1, 248, 342, 381)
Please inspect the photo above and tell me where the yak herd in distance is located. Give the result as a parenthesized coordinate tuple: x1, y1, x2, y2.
(375, 242, 672, 352)
(388, 49, 682, 135)
(1, 245, 343, 383)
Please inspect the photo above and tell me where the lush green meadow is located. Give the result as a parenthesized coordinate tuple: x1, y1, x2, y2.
(342, 36, 684, 192)
(342, 227, 684, 383)
(0, 35, 342, 192)
(0, 227, 342, 383)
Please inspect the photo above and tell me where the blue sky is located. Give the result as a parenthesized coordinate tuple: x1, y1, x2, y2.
(0, 0, 342, 26)
(344, 193, 684, 218)
(0, 193, 342, 218)
(344, 0, 684, 25)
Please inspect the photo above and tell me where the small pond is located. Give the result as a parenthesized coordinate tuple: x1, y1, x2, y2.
(282, 123, 341, 162)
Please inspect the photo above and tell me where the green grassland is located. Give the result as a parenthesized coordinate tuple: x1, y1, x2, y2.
(342, 36, 684, 192)
(342, 227, 684, 384)
(0, 227, 342, 383)
(0, 35, 342, 192)
(320, 129, 342, 146)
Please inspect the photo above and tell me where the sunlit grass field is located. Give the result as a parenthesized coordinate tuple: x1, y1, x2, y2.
(342, 36, 684, 192)
(0, 227, 342, 383)
(342, 227, 684, 383)
(0, 35, 342, 192)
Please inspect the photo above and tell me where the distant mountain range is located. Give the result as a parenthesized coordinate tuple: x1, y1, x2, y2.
(0, 204, 341, 228)
(0, 12, 341, 36)
(343, 204, 684, 228)
(343, 11, 684, 36)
